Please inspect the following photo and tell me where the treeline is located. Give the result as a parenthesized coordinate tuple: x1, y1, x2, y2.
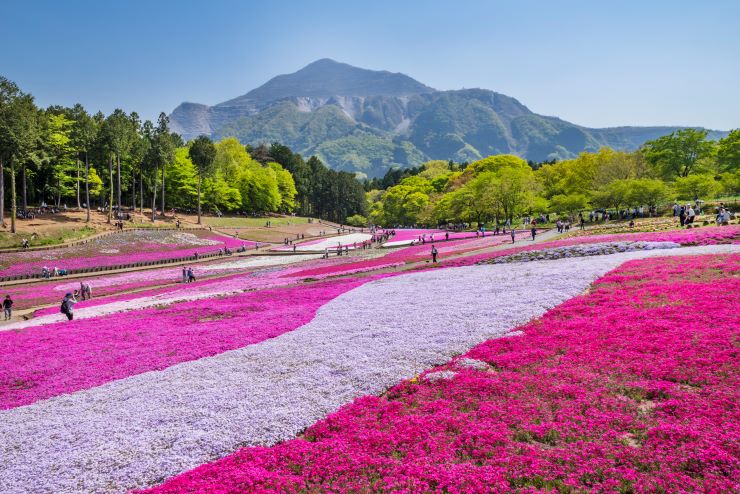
(366, 129, 739, 227)
(0, 76, 367, 231)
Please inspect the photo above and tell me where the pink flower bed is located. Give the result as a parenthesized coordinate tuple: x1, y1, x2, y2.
(443, 225, 740, 267)
(0, 276, 383, 410)
(142, 253, 740, 493)
(0, 232, 253, 277)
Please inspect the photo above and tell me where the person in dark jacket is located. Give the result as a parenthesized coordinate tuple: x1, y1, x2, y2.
(61, 292, 77, 321)
(3, 295, 13, 320)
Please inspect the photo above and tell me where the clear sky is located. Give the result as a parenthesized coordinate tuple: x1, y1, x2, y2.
(2, 0, 738, 129)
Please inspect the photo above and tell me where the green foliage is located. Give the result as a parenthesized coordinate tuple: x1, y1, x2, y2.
(625, 178, 670, 208)
(166, 147, 198, 207)
(673, 173, 721, 201)
(549, 193, 589, 215)
(268, 162, 298, 212)
(345, 214, 368, 227)
(189, 135, 217, 177)
(716, 129, 740, 174)
(642, 129, 715, 179)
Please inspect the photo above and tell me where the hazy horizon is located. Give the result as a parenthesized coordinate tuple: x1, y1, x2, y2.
(3, 0, 739, 130)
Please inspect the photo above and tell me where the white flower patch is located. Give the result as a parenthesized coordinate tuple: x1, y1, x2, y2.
(455, 358, 490, 370)
(0, 244, 737, 493)
(423, 370, 458, 382)
(503, 330, 525, 338)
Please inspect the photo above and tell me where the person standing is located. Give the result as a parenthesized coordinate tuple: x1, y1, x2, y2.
(60, 292, 77, 321)
(510, 228, 516, 244)
(686, 205, 696, 225)
(80, 282, 92, 301)
(187, 268, 196, 283)
(679, 206, 686, 226)
(431, 245, 438, 263)
(531, 226, 537, 241)
(3, 295, 13, 320)
(182, 267, 188, 283)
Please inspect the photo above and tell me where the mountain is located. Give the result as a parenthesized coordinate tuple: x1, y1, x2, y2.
(170, 59, 727, 178)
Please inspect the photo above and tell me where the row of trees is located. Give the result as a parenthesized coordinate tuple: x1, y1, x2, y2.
(0, 76, 368, 230)
(367, 129, 739, 226)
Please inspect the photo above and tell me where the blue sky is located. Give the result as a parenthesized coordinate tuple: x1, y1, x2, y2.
(2, 0, 738, 129)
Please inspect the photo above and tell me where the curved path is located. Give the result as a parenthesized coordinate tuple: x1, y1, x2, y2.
(0, 244, 736, 493)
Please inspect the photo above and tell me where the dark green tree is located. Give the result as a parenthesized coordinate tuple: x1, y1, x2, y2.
(189, 135, 217, 224)
(0, 77, 40, 232)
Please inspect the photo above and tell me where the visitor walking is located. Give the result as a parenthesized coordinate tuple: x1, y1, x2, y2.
(531, 226, 536, 241)
(3, 295, 13, 320)
(431, 245, 438, 263)
(182, 267, 188, 283)
(60, 292, 77, 321)
(187, 268, 196, 283)
(510, 228, 516, 244)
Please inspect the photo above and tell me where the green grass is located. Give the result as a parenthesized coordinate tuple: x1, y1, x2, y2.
(203, 216, 313, 228)
(0, 226, 98, 249)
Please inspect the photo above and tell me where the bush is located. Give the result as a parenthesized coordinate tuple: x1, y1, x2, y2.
(345, 214, 368, 227)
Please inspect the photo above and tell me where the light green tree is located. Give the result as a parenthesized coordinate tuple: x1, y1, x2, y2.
(642, 129, 715, 179)
(674, 173, 721, 201)
(716, 129, 739, 174)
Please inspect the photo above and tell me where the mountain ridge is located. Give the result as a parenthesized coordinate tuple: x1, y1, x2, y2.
(169, 59, 728, 178)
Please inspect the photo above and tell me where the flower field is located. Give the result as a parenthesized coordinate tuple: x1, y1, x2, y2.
(0, 225, 737, 493)
(143, 253, 739, 493)
(0, 230, 254, 277)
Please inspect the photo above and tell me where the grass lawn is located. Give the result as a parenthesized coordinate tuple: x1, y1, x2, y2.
(0, 226, 98, 249)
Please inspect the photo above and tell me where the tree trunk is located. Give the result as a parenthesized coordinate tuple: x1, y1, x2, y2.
(116, 153, 122, 214)
(85, 153, 90, 223)
(131, 169, 136, 211)
(76, 158, 81, 209)
(108, 154, 113, 224)
(151, 165, 158, 223)
(160, 164, 165, 217)
(139, 167, 143, 215)
(197, 175, 202, 224)
(10, 161, 17, 233)
(0, 156, 4, 226)
(21, 163, 27, 211)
